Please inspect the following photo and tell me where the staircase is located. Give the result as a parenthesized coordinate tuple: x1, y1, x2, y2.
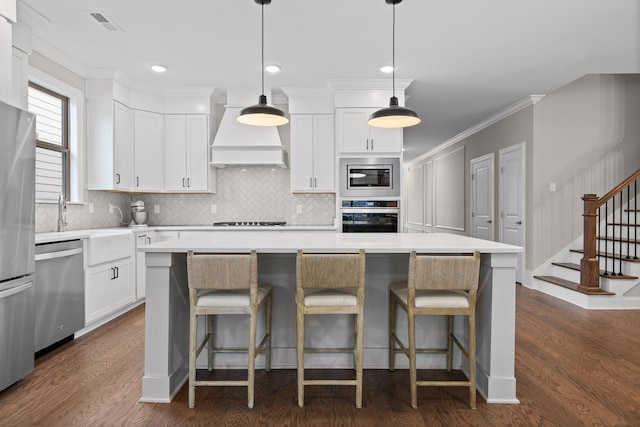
(533, 169, 640, 309)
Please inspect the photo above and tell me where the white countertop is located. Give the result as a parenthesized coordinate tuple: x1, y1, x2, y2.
(141, 231, 523, 254)
(35, 225, 337, 244)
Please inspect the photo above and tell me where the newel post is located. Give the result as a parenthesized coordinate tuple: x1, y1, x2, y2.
(579, 194, 601, 293)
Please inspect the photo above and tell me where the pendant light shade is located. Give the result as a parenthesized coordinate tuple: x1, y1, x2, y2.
(238, 0, 288, 127)
(369, 0, 420, 129)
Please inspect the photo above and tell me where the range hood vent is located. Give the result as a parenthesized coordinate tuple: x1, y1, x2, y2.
(211, 89, 287, 168)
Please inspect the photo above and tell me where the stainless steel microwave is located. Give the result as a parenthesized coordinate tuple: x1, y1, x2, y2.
(339, 157, 401, 197)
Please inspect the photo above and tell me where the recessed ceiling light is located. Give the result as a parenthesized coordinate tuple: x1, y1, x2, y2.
(150, 64, 167, 73)
(380, 65, 395, 73)
(265, 64, 281, 73)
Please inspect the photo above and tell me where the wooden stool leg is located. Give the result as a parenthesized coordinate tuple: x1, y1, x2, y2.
(389, 292, 396, 371)
(189, 310, 197, 409)
(265, 293, 272, 371)
(468, 313, 477, 409)
(355, 309, 364, 409)
(207, 314, 214, 371)
(408, 310, 418, 409)
(247, 311, 258, 409)
(447, 315, 453, 372)
(297, 305, 305, 407)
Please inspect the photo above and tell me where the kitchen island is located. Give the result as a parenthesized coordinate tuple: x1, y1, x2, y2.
(140, 231, 522, 404)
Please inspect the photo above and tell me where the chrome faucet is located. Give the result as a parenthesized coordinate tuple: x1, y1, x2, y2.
(57, 193, 67, 232)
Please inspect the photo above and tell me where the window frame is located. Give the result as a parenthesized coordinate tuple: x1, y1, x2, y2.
(29, 81, 71, 201)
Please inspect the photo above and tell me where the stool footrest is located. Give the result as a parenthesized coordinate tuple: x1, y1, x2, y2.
(416, 380, 471, 387)
(304, 379, 357, 386)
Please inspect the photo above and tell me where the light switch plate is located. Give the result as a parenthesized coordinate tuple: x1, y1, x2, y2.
(154, 205, 160, 214)
(296, 205, 302, 214)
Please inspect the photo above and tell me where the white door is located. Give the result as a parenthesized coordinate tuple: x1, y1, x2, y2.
(499, 143, 526, 282)
(186, 115, 209, 191)
(164, 115, 187, 191)
(470, 154, 494, 241)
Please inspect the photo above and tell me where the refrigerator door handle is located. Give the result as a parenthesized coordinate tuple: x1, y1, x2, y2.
(0, 282, 32, 300)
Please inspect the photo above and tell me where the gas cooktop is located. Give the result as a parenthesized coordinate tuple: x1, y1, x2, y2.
(212, 221, 286, 227)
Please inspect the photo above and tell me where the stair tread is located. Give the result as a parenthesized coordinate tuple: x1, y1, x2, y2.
(551, 262, 638, 279)
(534, 276, 615, 295)
(570, 249, 640, 262)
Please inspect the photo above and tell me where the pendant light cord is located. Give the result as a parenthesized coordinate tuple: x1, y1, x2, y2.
(392, 2, 396, 98)
(261, 2, 265, 97)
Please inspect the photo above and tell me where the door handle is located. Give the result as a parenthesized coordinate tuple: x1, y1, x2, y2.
(487, 219, 493, 223)
(187, 178, 191, 188)
(116, 173, 121, 184)
(516, 221, 522, 225)
(136, 177, 140, 187)
(110, 267, 115, 280)
(182, 178, 186, 188)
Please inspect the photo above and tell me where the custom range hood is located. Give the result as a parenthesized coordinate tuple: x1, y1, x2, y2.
(211, 89, 287, 168)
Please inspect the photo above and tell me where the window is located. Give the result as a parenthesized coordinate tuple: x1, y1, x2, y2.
(28, 82, 70, 201)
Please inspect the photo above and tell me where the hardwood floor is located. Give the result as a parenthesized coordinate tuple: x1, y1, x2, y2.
(1, 285, 639, 426)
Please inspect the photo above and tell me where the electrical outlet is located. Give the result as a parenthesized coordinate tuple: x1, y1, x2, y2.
(211, 204, 217, 214)
(89, 203, 94, 213)
(109, 204, 114, 214)
(154, 205, 160, 214)
(296, 205, 302, 214)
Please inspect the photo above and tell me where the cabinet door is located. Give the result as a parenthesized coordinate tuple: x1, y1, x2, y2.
(313, 115, 335, 192)
(164, 115, 187, 191)
(290, 115, 315, 192)
(185, 115, 209, 191)
(336, 108, 370, 153)
(85, 265, 115, 324)
(113, 102, 133, 190)
(369, 120, 402, 153)
(134, 110, 164, 191)
(112, 259, 134, 310)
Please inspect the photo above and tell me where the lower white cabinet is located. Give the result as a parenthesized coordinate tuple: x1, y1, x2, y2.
(85, 258, 134, 324)
(85, 233, 135, 325)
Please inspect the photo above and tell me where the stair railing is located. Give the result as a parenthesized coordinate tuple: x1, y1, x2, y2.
(581, 168, 640, 293)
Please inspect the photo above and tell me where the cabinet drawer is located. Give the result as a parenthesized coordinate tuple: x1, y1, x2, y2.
(87, 233, 134, 266)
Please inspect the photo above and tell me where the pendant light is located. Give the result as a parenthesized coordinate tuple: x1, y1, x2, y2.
(368, 0, 421, 128)
(237, 0, 289, 127)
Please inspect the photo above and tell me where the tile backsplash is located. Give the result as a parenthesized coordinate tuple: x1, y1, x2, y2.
(35, 167, 336, 232)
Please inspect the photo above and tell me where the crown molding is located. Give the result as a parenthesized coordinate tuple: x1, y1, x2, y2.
(31, 36, 87, 78)
(407, 95, 544, 167)
(17, 1, 50, 28)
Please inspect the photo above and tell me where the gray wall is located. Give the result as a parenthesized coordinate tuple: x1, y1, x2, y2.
(530, 74, 640, 267)
(406, 73, 640, 274)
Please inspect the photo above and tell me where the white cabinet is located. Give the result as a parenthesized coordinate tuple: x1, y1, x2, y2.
(290, 114, 335, 193)
(164, 115, 211, 192)
(336, 108, 402, 154)
(113, 102, 134, 190)
(134, 110, 164, 191)
(85, 233, 135, 325)
(87, 77, 135, 191)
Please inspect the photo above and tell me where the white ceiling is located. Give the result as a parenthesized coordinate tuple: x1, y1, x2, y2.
(20, 0, 640, 161)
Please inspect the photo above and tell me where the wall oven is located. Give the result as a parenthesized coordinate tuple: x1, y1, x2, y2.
(340, 157, 400, 198)
(341, 200, 399, 233)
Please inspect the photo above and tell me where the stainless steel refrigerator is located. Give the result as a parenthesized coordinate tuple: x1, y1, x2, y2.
(0, 100, 36, 392)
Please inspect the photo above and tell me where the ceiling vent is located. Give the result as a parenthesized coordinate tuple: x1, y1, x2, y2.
(88, 11, 122, 32)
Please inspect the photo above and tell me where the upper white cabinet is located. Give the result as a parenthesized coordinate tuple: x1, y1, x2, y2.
(87, 79, 135, 191)
(134, 110, 164, 191)
(290, 114, 335, 193)
(113, 102, 134, 190)
(164, 114, 211, 192)
(336, 108, 402, 154)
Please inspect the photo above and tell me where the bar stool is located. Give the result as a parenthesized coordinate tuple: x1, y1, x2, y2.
(296, 249, 366, 408)
(389, 251, 480, 409)
(186, 250, 272, 409)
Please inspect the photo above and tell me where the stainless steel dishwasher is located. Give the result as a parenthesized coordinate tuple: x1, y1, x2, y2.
(35, 239, 85, 352)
